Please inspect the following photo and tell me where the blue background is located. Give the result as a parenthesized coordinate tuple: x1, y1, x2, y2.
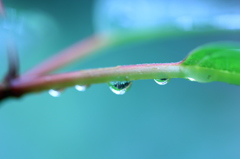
(1, 0, 240, 159)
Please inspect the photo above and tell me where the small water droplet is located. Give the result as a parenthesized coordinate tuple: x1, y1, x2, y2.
(108, 81, 132, 95)
(187, 77, 196, 81)
(75, 85, 87, 92)
(48, 89, 62, 97)
(154, 78, 170, 85)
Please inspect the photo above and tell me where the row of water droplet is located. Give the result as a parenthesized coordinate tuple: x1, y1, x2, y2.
(49, 78, 195, 97)
(49, 85, 88, 97)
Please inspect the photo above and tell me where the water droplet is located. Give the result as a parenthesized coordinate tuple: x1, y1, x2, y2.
(75, 85, 87, 92)
(108, 81, 132, 95)
(48, 89, 62, 97)
(187, 77, 196, 81)
(154, 78, 170, 85)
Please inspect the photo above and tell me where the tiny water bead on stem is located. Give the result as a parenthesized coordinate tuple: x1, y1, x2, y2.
(187, 77, 196, 82)
(75, 85, 88, 92)
(48, 89, 62, 97)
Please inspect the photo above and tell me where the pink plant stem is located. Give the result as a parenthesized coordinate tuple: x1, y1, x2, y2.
(23, 34, 110, 78)
(12, 62, 184, 95)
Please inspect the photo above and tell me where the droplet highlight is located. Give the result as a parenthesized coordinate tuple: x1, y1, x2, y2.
(75, 85, 87, 92)
(48, 89, 62, 97)
(154, 78, 170, 85)
(108, 81, 132, 95)
(187, 77, 196, 81)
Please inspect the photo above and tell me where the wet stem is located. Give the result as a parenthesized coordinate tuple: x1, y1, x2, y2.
(0, 31, 185, 101)
(11, 62, 183, 95)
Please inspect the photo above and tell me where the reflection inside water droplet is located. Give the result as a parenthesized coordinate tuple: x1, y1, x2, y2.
(48, 89, 62, 97)
(108, 81, 132, 95)
(75, 85, 87, 92)
(154, 78, 170, 85)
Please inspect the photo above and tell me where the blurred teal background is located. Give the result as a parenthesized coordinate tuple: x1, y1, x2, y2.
(1, 0, 240, 159)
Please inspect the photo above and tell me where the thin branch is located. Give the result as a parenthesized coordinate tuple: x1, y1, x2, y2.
(23, 34, 110, 78)
(11, 62, 183, 95)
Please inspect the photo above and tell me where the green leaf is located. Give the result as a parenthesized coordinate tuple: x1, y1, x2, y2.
(180, 42, 240, 85)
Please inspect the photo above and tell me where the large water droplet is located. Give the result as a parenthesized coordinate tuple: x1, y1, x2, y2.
(75, 85, 87, 92)
(108, 81, 132, 95)
(48, 89, 62, 97)
(154, 78, 170, 85)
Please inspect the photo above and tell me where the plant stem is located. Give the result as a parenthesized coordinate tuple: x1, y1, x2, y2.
(23, 34, 110, 78)
(12, 62, 184, 95)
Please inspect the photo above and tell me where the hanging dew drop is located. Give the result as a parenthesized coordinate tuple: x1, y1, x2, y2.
(108, 81, 132, 95)
(154, 78, 170, 85)
(48, 89, 62, 97)
(75, 85, 87, 92)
